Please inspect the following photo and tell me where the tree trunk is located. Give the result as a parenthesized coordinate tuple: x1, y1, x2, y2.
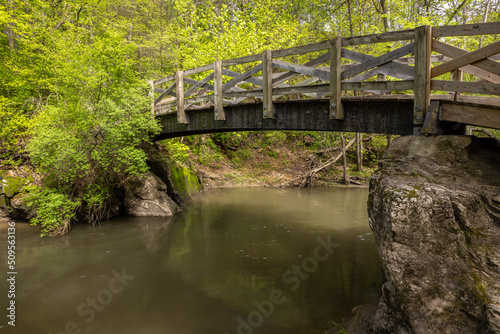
(356, 133, 363, 172)
(341, 133, 349, 185)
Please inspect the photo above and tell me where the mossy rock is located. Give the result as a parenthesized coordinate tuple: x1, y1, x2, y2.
(169, 164, 202, 202)
(3, 175, 33, 198)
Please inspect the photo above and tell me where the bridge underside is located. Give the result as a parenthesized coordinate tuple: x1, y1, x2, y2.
(155, 99, 415, 141)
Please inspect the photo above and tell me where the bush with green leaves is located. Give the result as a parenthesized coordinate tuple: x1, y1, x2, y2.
(28, 85, 160, 235)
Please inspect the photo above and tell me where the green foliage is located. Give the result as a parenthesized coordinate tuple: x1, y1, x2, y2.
(28, 187, 81, 237)
(163, 139, 191, 163)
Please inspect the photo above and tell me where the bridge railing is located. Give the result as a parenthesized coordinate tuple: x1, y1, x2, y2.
(150, 22, 500, 130)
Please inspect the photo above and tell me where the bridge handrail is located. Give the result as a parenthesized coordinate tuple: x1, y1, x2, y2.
(150, 22, 500, 130)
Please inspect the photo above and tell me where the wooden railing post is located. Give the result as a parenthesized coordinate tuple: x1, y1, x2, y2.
(148, 80, 155, 116)
(175, 71, 187, 124)
(414, 25, 432, 133)
(213, 60, 225, 121)
(263, 49, 274, 118)
(330, 36, 343, 119)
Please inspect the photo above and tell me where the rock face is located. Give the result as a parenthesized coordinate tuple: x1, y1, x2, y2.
(368, 135, 500, 333)
(124, 172, 180, 217)
(0, 169, 35, 219)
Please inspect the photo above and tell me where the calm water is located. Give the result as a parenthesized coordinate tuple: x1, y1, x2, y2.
(0, 187, 382, 334)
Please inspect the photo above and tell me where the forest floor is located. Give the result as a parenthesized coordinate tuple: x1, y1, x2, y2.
(187, 134, 375, 190)
(180, 133, 378, 189)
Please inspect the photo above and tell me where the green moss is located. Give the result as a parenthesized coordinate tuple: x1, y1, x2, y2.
(170, 164, 202, 202)
(3, 175, 34, 198)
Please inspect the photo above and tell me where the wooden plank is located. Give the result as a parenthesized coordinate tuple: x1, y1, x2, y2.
(149, 80, 155, 116)
(394, 54, 449, 64)
(223, 80, 414, 98)
(175, 71, 187, 124)
(441, 102, 500, 129)
(154, 64, 213, 86)
(431, 94, 500, 108)
(213, 60, 225, 121)
(154, 87, 166, 93)
(341, 80, 414, 91)
(272, 41, 331, 58)
(433, 22, 500, 37)
(341, 43, 415, 80)
(221, 68, 264, 87)
(422, 101, 443, 135)
(263, 49, 274, 118)
(330, 37, 343, 119)
(272, 59, 331, 82)
(344, 63, 414, 83)
(431, 40, 500, 78)
(342, 29, 415, 46)
(414, 25, 432, 125)
(431, 40, 500, 80)
(221, 54, 261, 67)
(183, 77, 214, 91)
(341, 49, 415, 78)
(222, 64, 262, 92)
(431, 80, 500, 95)
(184, 73, 214, 97)
(154, 82, 177, 105)
(158, 95, 214, 110)
(272, 51, 330, 86)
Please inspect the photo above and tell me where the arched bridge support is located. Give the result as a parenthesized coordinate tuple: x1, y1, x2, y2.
(154, 99, 414, 141)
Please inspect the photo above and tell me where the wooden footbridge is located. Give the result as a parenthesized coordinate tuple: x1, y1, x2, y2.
(150, 23, 500, 141)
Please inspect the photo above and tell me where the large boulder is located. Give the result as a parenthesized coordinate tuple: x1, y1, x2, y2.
(368, 135, 500, 333)
(123, 172, 179, 217)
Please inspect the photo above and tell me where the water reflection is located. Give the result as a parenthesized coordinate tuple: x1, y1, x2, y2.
(0, 187, 381, 334)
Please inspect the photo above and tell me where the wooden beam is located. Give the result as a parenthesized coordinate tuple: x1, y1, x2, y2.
(222, 64, 262, 92)
(341, 80, 414, 91)
(414, 25, 432, 125)
(272, 41, 331, 58)
(272, 59, 331, 82)
(263, 50, 274, 118)
(441, 103, 500, 129)
(431, 40, 500, 78)
(221, 54, 261, 67)
(149, 80, 155, 116)
(222, 68, 264, 87)
(175, 71, 187, 124)
(272, 51, 330, 86)
(431, 80, 500, 95)
(154, 64, 213, 86)
(214, 60, 225, 121)
(341, 48, 415, 79)
(433, 22, 500, 37)
(154, 82, 177, 105)
(422, 101, 443, 135)
(184, 73, 214, 97)
(431, 40, 500, 80)
(341, 43, 415, 80)
(330, 37, 343, 119)
(183, 77, 214, 92)
(342, 29, 415, 46)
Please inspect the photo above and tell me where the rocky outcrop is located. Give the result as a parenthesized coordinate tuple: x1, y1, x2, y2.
(0, 169, 35, 219)
(368, 135, 500, 333)
(123, 172, 180, 217)
(146, 144, 203, 206)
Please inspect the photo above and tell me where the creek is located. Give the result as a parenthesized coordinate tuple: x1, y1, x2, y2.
(0, 187, 382, 334)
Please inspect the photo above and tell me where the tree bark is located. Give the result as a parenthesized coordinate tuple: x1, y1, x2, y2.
(356, 132, 363, 172)
(341, 133, 349, 184)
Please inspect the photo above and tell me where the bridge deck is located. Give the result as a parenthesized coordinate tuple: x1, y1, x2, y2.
(150, 22, 500, 139)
